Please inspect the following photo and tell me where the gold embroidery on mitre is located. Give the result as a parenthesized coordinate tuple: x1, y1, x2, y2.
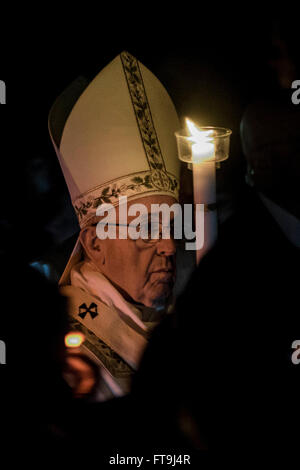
(73, 170, 179, 227)
(120, 51, 171, 191)
(72, 51, 179, 227)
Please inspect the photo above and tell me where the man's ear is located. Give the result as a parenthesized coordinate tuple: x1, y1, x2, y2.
(79, 225, 105, 265)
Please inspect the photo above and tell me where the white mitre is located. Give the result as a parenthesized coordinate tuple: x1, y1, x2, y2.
(49, 51, 180, 285)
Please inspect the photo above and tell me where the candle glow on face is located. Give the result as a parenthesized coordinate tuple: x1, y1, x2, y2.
(186, 118, 215, 163)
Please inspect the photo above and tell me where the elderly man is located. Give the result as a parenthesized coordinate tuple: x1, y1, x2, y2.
(49, 51, 180, 399)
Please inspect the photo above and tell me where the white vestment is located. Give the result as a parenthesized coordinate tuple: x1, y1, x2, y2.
(60, 261, 163, 401)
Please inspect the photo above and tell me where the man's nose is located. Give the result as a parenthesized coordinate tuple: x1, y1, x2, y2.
(156, 237, 176, 256)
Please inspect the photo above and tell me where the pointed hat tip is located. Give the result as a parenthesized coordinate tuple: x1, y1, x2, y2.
(120, 50, 137, 61)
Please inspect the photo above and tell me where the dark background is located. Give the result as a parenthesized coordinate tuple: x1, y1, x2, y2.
(0, 9, 299, 263)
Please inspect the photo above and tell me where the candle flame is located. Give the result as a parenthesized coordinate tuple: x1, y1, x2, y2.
(65, 332, 85, 348)
(186, 118, 213, 143)
(185, 118, 215, 163)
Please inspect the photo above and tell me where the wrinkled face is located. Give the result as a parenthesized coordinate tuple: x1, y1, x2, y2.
(80, 195, 177, 308)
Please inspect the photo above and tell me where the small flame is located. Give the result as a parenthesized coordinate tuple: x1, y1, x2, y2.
(186, 118, 213, 142)
(185, 118, 215, 163)
(65, 332, 85, 348)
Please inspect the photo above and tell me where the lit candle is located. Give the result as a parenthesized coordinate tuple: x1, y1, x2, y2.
(186, 119, 217, 264)
(175, 119, 231, 264)
(65, 332, 85, 348)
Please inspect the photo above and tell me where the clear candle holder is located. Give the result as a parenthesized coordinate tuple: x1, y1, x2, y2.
(175, 126, 232, 168)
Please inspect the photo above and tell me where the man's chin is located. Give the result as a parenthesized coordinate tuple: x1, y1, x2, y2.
(148, 283, 173, 310)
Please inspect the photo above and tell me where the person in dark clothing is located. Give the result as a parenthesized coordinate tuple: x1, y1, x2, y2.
(125, 62, 300, 456)
(126, 64, 300, 454)
(126, 183, 299, 463)
(0, 260, 143, 466)
(0, 261, 71, 459)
